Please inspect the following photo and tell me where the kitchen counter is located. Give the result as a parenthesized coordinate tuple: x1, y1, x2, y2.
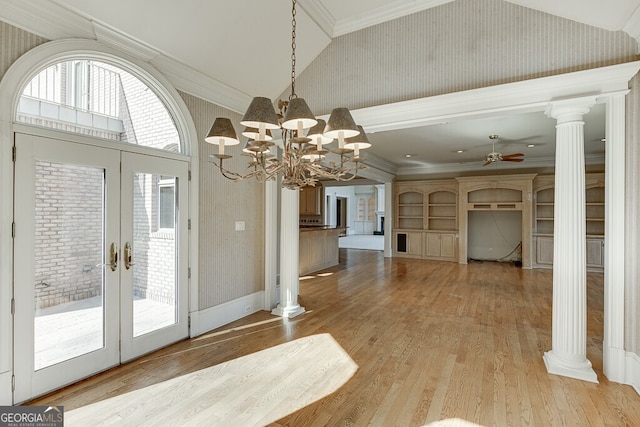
(299, 226, 340, 275)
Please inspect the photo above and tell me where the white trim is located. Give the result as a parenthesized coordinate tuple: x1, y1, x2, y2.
(0, 38, 200, 403)
(297, 0, 336, 39)
(189, 292, 265, 338)
(604, 94, 627, 382)
(331, 0, 454, 37)
(626, 351, 640, 394)
(350, 62, 640, 135)
(623, 4, 640, 46)
(264, 180, 278, 311)
(0, 0, 94, 40)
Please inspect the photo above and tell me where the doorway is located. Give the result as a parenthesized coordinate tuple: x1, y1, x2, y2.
(12, 133, 189, 402)
(336, 197, 347, 236)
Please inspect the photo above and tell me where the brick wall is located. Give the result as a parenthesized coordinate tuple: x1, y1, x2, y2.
(34, 161, 103, 309)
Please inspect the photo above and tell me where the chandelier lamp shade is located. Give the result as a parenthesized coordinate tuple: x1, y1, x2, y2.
(206, 0, 370, 189)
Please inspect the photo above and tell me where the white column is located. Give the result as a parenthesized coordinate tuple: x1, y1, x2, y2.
(271, 187, 305, 318)
(263, 179, 278, 310)
(543, 99, 598, 383)
(384, 181, 393, 258)
(604, 94, 627, 382)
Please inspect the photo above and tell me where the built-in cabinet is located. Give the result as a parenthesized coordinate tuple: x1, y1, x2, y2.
(393, 180, 458, 261)
(300, 184, 322, 215)
(393, 173, 605, 271)
(532, 173, 604, 272)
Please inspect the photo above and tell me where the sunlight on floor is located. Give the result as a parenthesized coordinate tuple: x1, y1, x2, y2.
(65, 333, 358, 426)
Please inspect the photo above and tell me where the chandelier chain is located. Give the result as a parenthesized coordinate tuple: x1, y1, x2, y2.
(290, 0, 297, 100)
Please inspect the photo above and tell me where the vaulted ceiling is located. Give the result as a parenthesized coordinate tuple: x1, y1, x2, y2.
(1, 0, 639, 176)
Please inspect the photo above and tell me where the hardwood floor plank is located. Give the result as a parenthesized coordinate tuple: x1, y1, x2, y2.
(28, 250, 640, 426)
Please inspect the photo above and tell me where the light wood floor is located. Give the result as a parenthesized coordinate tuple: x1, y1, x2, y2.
(30, 249, 640, 426)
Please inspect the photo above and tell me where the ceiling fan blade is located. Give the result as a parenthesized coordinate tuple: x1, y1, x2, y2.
(501, 158, 524, 162)
(501, 153, 524, 158)
(483, 160, 493, 166)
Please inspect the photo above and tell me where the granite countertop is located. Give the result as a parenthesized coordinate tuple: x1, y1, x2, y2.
(299, 225, 338, 231)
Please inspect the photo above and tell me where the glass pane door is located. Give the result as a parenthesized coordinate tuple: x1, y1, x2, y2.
(132, 172, 177, 337)
(33, 161, 106, 370)
(120, 153, 188, 362)
(13, 134, 120, 403)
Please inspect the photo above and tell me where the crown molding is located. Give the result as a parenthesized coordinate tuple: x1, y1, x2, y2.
(0, 0, 94, 40)
(332, 0, 453, 37)
(297, 0, 336, 38)
(150, 55, 251, 114)
(349, 61, 640, 135)
(396, 154, 605, 177)
(92, 22, 161, 63)
(623, 3, 640, 46)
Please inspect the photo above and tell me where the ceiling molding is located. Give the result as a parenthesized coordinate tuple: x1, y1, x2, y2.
(297, 0, 336, 38)
(92, 22, 161, 62)
(0, 0, 94, 40)
(348, 61, 640, 135)
(151, 54, 252, 115)
(332, 0, 454, 37)
(623, 4, 640, 46)
(396, 154, 605, 177)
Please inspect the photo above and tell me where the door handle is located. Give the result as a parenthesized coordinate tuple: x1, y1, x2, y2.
(109, 242, 118, 271)
(124, 242, 135, 270)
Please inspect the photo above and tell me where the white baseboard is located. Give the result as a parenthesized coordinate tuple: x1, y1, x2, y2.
(625, 351, 640, 394)
(0, 371, 12, 405)
(189, 291, 265, 338)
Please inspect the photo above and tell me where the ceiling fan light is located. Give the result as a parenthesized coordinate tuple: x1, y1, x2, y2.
(282, 98, 317, 130)
(240, 97, 280, 130)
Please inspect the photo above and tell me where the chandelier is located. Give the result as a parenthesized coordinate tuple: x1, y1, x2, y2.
(205, 0, 370, 189)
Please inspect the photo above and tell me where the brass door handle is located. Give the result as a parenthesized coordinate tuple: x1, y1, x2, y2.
(109, 242, 118, 271)
(124, 242, 135, 270)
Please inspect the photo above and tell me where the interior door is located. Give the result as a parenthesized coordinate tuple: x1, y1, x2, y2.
(120, 152, 189, 361)
(13, 133, 121, 403)
(13, 135, 190, 402)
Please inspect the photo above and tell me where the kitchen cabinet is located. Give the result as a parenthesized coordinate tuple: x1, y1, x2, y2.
(300, 185, 322, 215)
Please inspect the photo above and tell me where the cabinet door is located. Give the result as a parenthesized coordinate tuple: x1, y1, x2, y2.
(395, 231, 423, 256)
(536, 236, 554, 265)
(425, 232, 441, 257)
(440, 234, 456, 258)
(586, 238, 604, 268)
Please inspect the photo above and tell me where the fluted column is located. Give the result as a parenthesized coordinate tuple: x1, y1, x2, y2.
(604, 94, 627, 382)
(543, 99, 597, 383)
(271, 187, 305, 318)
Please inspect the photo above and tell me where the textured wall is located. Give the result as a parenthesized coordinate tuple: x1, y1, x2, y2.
(626, 73, 640, 355)
(0, 21, 47, 80)
(179, 91, 265, 310)
(294, 0, 638, 114)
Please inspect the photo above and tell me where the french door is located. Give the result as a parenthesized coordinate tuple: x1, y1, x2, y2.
(13, 133, 189, 402)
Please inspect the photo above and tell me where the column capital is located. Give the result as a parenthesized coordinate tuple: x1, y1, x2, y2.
(545, 97, 597, 124)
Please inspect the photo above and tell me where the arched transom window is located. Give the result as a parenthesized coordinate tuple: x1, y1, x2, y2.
(17, 59, 180, 153)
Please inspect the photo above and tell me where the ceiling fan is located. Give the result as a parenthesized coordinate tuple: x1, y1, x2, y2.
(483, 134, 524, 166)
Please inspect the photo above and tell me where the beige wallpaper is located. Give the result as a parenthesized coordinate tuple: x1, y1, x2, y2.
(179, 92, 265, 310)
(0, 21, 47, 80)
(293, 0, 639, 115)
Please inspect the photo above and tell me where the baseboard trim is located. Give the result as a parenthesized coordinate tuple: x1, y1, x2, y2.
(189, 291, 265, 338)
(0, 371, 12, 405)
(625, 351, 640, 394)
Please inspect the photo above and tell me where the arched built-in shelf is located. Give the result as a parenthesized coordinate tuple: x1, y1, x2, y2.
(456, 174, 536, 268)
